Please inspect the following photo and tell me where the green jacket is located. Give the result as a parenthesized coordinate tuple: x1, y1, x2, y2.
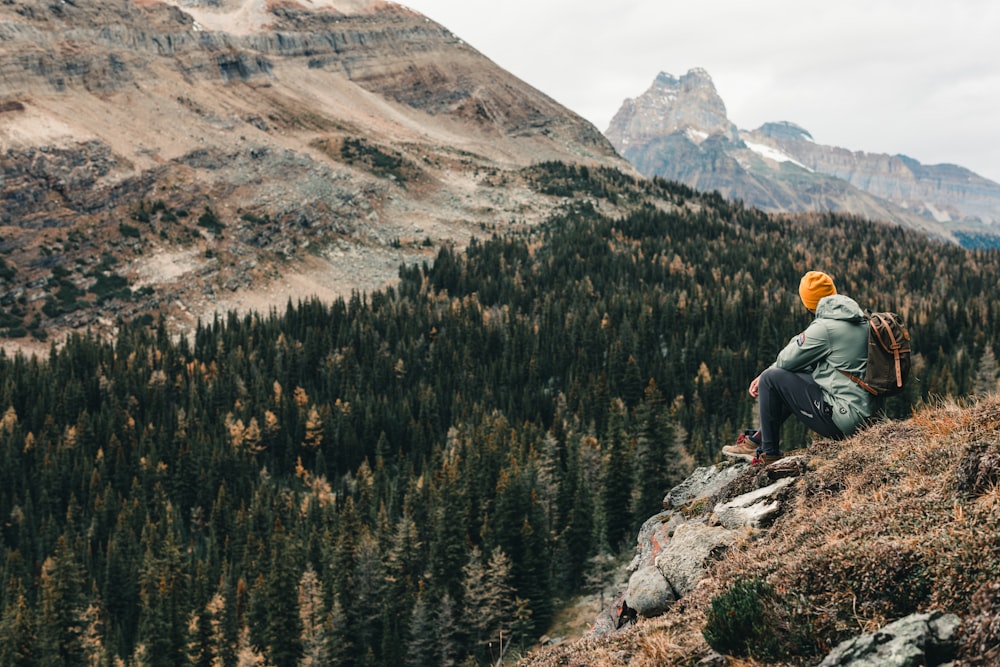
(771, 294, 872, 435)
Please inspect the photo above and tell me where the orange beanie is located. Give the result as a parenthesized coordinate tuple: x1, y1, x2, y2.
(798, 271, 837, 310)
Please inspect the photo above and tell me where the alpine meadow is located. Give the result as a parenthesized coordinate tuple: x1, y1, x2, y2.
(2, 164, 999, 665)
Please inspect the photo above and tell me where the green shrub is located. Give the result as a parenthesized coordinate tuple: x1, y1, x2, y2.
(704, 578, 777, 657)
(0, 312, 22, 328)
(702, 577, 816, 663)
(340, 137, 413, 184)
(197, 207, 225, 233)
(90, 273, 131, 303)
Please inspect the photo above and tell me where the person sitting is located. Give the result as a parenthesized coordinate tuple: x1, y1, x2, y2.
(723, 271, 872, 464)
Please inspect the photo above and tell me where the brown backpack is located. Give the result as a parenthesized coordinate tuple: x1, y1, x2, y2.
(839, 311, 911, 397)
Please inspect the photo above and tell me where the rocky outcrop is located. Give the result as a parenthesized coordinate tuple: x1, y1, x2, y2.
(596, 456, 971, 666)
(606, 69, 1000, 246)
(818, 611, 961, 667)
(654, 522, 736, 598)
(591, 457, 807, 635)
(712, 474, 796, 529)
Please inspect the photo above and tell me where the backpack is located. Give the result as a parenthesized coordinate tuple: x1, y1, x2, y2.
(839, 311, 911, 397)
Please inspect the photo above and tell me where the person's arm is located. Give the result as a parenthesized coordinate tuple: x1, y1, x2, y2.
(748, 321, 830, 396)
(773, 320, 830, 372)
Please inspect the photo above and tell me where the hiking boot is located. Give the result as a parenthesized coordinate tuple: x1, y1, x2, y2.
(752, 451, 784, 466)
(722, 430, 761, 461)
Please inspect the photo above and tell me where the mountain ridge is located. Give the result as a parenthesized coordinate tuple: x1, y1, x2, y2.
(0, 0, 627, 346)
(606, 68, 1000, 246)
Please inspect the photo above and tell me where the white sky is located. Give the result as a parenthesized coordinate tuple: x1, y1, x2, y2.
(400, 0, 1000, 184)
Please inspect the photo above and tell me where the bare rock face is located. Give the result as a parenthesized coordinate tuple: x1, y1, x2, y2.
(606, 69, 1000, 246)
(817, 611, 961, 667)
(0, 0, 626, 343)
(748, 121, 1000, 230)
(605, 68, 740, 150)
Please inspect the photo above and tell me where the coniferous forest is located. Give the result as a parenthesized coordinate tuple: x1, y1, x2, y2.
(2, 165, 1000, 666)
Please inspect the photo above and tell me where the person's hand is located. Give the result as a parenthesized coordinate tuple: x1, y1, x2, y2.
(748, 375, 761, 398)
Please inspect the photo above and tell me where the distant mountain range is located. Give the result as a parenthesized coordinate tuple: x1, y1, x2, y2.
(605, 68, 1000, 248)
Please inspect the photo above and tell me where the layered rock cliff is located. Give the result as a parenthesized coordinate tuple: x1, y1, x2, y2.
(0, 0, 625, 344)
(606, 69, 1000, 246)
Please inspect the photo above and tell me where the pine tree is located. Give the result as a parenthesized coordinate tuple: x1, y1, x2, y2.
(974, 347, 1000, 395)
(461, 547, 515, 662)
(0, 583, 36, 667)
(434, 592, 461, 667)
(601, 399, 634, 549)
(135, 512, 189, 667)
(36, 536, 86, 667)
(298, 565, 330, 667)
(404, 591, 436, 667)
(262, 524, 303, 667)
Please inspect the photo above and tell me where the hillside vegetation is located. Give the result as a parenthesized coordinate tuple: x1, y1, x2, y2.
(1, 164, 999, 665)
(519, 395, 1000, 666)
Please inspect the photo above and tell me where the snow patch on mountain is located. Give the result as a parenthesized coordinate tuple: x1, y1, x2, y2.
(924, 202, 952, 223)
(743, 140, 812, 171)
(685, 128, 708, 144)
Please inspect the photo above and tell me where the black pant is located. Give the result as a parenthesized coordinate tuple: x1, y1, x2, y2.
(758, 367, 844, 455)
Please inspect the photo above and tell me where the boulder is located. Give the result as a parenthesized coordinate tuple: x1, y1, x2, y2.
(712, 476, 796, 529)
(655, 522, 737, 598)
(627, 510, 685, 573)
(663, 462, 746, 509)
(588, 592, 630, 637)
(625, 564, 676, 618)
(818, 611, 961, 667)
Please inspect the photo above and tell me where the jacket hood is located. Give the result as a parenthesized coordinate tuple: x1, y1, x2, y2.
(815, 294, 865, 322)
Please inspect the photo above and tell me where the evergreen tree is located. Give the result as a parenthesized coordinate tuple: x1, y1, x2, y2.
(404, 591, 436, 667)
(460, 546, 515, 661)
(974, 347, 1000, 395)
(601, 399, 634, 549)
(434, 592, 461, 667)
(298, 564, 330, 667)
(262, 524, 303, 667)
(0, 582, 35, 667)
(36, 536, 87, 667)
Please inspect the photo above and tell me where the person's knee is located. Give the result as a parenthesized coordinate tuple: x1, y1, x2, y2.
(758, 367, 784, 390)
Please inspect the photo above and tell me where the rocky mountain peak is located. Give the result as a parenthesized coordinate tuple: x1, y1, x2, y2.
(606, 69, 1000, 246)
(605, 67, 739, 151)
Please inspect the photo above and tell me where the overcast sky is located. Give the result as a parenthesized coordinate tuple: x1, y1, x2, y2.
(401, 0, 1000, 184)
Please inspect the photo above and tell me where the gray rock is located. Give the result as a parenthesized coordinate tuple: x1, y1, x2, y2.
(712, 476, 796, 529)
(655, 522, 737, 598)
(627, 510, 685, 574)
(625, 565, 675, 618)
(818, 611, 962, 667)
(663, 463, 745, 509)
(588, 592, 631, 638)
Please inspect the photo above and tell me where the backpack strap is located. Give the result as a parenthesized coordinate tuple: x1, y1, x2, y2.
(838, 368, 879, 395)
(837, 311, 878, 395)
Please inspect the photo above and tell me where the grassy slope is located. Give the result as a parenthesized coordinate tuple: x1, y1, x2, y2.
(520, 395, 1000, 666)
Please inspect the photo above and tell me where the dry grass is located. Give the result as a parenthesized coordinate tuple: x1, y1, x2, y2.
(520, 395, 1000, 666)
